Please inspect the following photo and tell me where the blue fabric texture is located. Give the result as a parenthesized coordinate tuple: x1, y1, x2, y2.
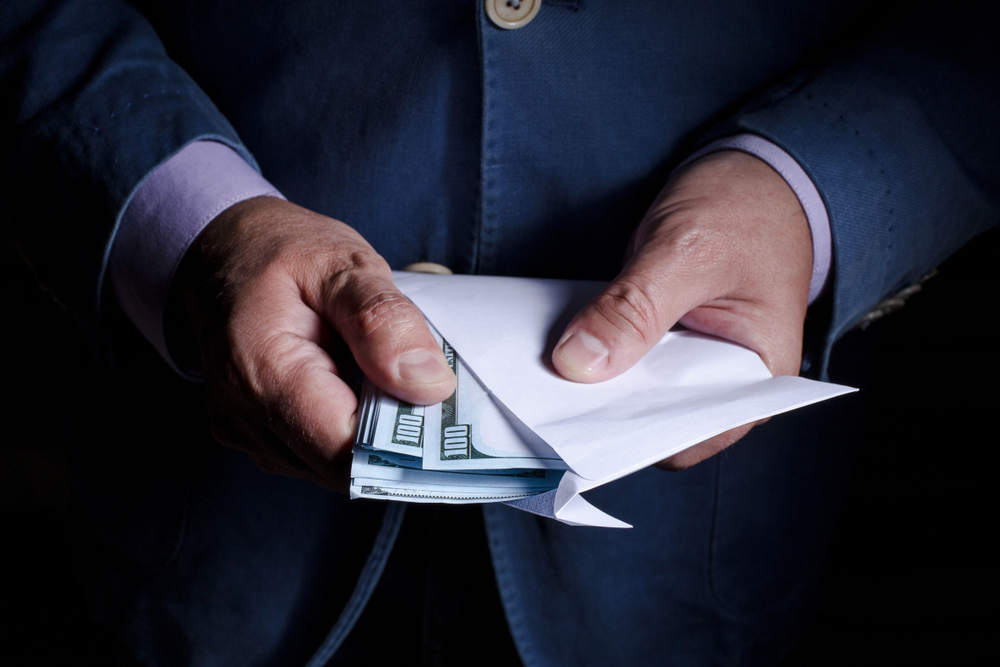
(2, 1, 996, 665)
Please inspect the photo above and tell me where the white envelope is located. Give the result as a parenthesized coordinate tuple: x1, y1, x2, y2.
(394, 272, 855, 528)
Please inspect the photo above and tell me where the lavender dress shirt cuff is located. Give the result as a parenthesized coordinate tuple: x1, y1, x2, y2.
(109, 141, 284, 374)
(677, 135, 832, 305)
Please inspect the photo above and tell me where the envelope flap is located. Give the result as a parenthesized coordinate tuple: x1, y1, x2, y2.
(394, 272, 854, 482)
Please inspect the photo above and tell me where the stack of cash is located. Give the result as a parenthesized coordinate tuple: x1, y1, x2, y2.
(351, 330, 567, 503)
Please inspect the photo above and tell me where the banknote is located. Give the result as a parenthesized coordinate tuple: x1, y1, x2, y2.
(351, 328, 566, 503)
(353, 450, 561, 487)
(354, 375, 428, 457)
(356, 327, 565, 469)
(350, 449, 562, 503)
(420, 337, 567, 471)
(350, 483, 550, 503)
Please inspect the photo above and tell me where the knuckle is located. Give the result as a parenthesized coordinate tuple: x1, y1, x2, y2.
(344, 246, 390, 274)
(354, 291, 417, 340)
(336, 285, 418, 343)
(326, 247, 392, 287)
(592, 279, 660, 343)
(320, 251, 417, 339)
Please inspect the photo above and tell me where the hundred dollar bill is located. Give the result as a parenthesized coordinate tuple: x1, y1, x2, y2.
(354, 379, 428, 457)
(421, 337, 567, 471)
(357, 326, 564, 471)
(352, 450, 561, 487)
(351, 324, 569, 504)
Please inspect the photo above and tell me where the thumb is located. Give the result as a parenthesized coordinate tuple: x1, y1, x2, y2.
(552, 237, 716, 383)
(314, 265, 456, 404)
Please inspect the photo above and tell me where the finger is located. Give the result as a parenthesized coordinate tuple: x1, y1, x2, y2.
(554, 151, 811, 383)
(208, 407, 321, 477)
(207, 356, 353, 493)
(655, 418, 773, 471)
(248, 444, 346, 493)
(679, 303, 804, 377)
(552, 223, 721, 383)
(222, 263, 445, 471)
(308, 255, 456, 405)
(261, 342, 362, 493)
(655, 422, 755, 471)
(205, 393, 331, 476)
(245, 323, 360, 460)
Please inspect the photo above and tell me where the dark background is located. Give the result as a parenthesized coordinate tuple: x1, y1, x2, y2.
(1, 225, 995, 665)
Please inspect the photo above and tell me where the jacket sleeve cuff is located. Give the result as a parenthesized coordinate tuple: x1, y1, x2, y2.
(108, 140, 284, 375)
(676, 134, 832, 305)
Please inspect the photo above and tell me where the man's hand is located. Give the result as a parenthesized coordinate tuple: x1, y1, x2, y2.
(552, 151, 812, 470)
(176, 197, 456, 490)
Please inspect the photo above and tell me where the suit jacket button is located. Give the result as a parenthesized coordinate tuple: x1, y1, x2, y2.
(485, 0, 541, 29)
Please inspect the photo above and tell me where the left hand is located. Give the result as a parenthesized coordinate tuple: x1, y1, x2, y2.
(551, 150, 813, 470)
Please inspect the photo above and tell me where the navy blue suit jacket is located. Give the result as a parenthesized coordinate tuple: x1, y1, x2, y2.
(2, 1, 997, 665)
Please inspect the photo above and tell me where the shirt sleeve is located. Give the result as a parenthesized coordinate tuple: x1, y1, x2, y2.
(0, 0, 259, 346)
(676, 134, 832, 305)
(108, 141, 284, 373)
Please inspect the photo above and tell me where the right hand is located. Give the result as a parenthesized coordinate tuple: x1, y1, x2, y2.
(175, 196, 456, 491)
(551, 151, 813, 470)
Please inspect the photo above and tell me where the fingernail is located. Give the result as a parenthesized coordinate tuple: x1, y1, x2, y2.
(397, 348, 453, 385)
(555, 331, 609, 375)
